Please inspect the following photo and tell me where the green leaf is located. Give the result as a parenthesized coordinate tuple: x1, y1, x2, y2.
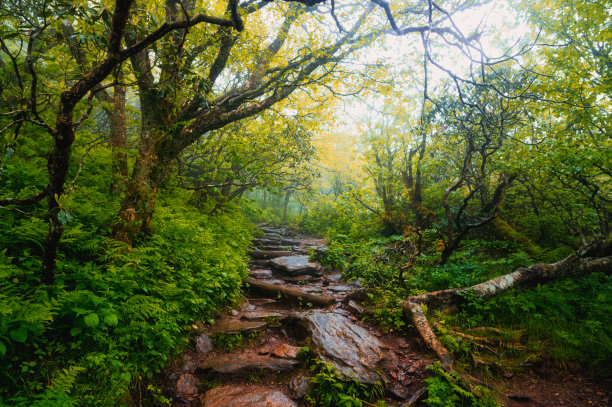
(84, 313, 99, 328)
(10, 327, 28, 343)
(0, 341, 6, 356)
(103, 314, 118, 327)
(70, 327, 83, 336)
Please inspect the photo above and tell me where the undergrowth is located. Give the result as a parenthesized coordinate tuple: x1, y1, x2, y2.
(424, 363, 499, 407)
(298, 347, 386, 407)
(455, 273, 612, 372)
(0, 192, 252, 405)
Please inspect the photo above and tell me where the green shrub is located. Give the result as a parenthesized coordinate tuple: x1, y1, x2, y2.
(0, 193, 252, 405)
(424, 363, 499, 407)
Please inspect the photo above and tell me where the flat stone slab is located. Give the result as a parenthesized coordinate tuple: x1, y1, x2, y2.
(299, 311, 385, 383)
(208, 319, 266, 335)
(326, 285, 352, 292)
(204, 385, 297, 407)
(270, 255, 320, 276)
(251, 250, 294, 259)
(249, 269, 274, 279)
(257, 279, 285, 285)
(198, 354, 298, 374)
(280, 274, 319, 283)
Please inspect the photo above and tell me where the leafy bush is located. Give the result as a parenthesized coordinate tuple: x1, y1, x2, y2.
(298, 348, 386, 407)
(0, 193, 252, 405)
(424, 363, 499, 407)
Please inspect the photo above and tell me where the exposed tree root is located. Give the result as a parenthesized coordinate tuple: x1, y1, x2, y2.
(400, 386, 427, 407)
(243, 278, 335, 307)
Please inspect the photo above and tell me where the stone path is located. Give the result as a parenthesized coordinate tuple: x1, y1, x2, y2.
(164, 226, 433, 406)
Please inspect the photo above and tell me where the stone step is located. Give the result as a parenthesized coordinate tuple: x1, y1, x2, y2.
(198, 354, 299, 374)
(203, 385, 297, 407)
(269, 255, 320, 276)
(250, 250, 294, 259)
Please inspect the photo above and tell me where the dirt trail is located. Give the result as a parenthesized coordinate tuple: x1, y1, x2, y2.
(164, 227, 432, 406)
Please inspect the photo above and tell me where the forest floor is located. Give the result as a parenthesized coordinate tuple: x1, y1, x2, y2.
(160, 227, 611, 406)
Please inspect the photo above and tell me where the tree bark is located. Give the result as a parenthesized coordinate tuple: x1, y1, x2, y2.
(402, 241, 612, 366)
(109, 77, 128, 194)
(244, 278, 335, 307)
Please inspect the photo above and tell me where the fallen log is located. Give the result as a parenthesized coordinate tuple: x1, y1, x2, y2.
(402, 241, 612, 367)
(244, 278, 335, 307)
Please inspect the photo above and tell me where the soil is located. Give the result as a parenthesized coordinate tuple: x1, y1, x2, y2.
(499, 363, 612, 407)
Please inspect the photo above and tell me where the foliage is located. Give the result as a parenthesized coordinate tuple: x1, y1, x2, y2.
(423, 363, 499, 407)
(0, 191, 251, 405)
(298, 348, 386, 407)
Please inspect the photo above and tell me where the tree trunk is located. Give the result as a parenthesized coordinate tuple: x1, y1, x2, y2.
(282, 190, 292, 220)
(244, 278, 335, 307)
(113, 126, 166, 245)
(438, 239, 457, 266)
(109, 78, 128, 194)
(402, 241, 612, 366)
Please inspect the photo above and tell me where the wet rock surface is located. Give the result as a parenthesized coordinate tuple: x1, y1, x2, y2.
(196, 334, 213, 354)
(203, 385, 297, 407)
(175, 374, 199, 399)
(269, 255, 320, 276)
(298, 311, 385, 383)
(198, 354, 299, 374)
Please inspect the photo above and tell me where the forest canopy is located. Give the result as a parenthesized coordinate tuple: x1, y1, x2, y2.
(0, 0, 610, 405)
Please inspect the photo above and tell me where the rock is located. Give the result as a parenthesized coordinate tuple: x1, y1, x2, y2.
(196, 333, 214, 354)
(269, 256, 320, 276)
(208, 319, 267, 335)
(271, 343, 301, 359)
(181, 355, 196, 373)
(260, 227, 285, 235)
(249, 269, 274, 279)
(230, 309, 239, 316)
(250, 260, 271, 268)
(289, 375, 312, 399)
(251, 250, 294, 259)
(327, 273, 343, 282)
(204, 385, 297, 407)
(326, 285, 352, 292)
(387, 382, 410, 400)
(175, 373, 198, 398)
(198, 354, 299, 374)
(345, 300, 364, 315)
(258, 279, 286, 285)
(299, 311, 385, 383)
(280, 274, 319, 283)
(349, 279, 364, 288)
